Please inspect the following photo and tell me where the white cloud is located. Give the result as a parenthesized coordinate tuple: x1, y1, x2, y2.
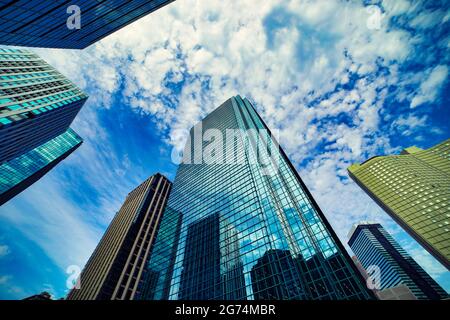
(33, 0, 415, 146)
(381, 0, 411, 17)
(0, 244, 10, 258)
(411, 65, 448, 108)
(0, 275, 27, 299)
(409, 8, 448, 30)
(300, 151, 398, 245)
(392, 114, 428, 136)
(0, 275, 12, 285)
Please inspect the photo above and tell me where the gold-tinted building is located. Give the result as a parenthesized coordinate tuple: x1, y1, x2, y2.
(67, 173, 172, 300)
(348, 139, 450, 270)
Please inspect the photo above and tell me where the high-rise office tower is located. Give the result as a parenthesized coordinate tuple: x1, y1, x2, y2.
(0, 128, 82, 205)
(140, 95, 373, 300)
(0, 47, 88, 164)
(0, 1, 175, 49)
(0, 47, 87, 204)
(348, 222, 448, 300)
(67, 174, 171, 300)
(348, 139, 450, 269)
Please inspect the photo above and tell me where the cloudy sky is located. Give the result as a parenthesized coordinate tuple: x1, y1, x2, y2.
(0, 0, 449, 299)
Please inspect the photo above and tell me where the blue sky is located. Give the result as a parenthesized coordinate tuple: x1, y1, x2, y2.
(0, 0, 449, 299)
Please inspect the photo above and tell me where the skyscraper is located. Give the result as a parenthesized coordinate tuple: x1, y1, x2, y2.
(0, 128, 82, 205)
(0, 1, 175, 49)
(141, 95, 373, 300)
(348, 222, 448, 300)
(348, 139, 450, 269)
(0, 47, 87, 204)
(67, 173, 171, 300)
(0, 47, 88, 164)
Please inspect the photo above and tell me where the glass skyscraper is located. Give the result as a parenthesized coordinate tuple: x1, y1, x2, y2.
(0, 128, 82, 205)
(0, 0, 175, 49)
(139, 95, 373, 300)
(348, 222, 448, 300)
(0, 47, 88, 164)
(348, 139, 450, 270)
(68, 174, 172, 300)
(0, 47, 87, 204)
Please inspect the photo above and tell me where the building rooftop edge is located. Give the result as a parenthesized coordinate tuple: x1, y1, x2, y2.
(347, 138, 450, 173)
(126, 173, 172, 196)
(347, 221, 381, 241)
(188, 95, 246, 133)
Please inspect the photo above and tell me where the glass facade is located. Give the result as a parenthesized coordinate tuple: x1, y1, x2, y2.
(250, 249, 306, 300)
(0, 128, 82, 205)
(0, 47, 88, 163)
(0, 0, 175, 49)
(138, 206, 182, 300)
(179, 213, 247, 300)
(348, 139, 450, 269)
(348, 222, 448, 300)
(139, 95, 373, 300)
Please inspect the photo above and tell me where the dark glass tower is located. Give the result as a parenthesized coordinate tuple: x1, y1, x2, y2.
(348, 222, 448, 300)
(0, 128, 82, 205)
(0, 0, 175, 49)
(0, 48, 88, 164)
(141, 95, 373, 300)
(67, 174, 171, 300)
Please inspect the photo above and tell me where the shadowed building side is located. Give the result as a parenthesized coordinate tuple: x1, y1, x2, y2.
(67, 173, 171, 300)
